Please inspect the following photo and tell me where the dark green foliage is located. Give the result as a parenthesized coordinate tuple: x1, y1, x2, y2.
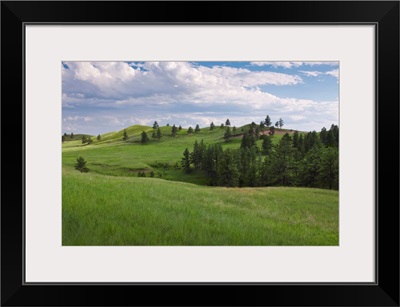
(240, 131, 257, 149)
(82, 135, 87, 144)
(71, 132, 74, 140)
(137, 171, 146, 177)
(62, 135, 65, 142)
(171, 124, 178, 136)
(75, 156, 89, 173)
(225, 119, 231, 126)
(150, 171, 155, 178)
(265, 115, 271, 127)
(187, 127, 194, 134)
(232, 126, 237, 133)
(181, 148, 191, 173)
(275, 121, 279, 128)
(141, 131, 149, 144)
(87, 137, 93, 144)
(262, 135, 273, 155)
(224, 126, 232, 142)
(217, 149, 239, 187)
(178, 125, 182, 131)
(279, 118, 284, 128)
(152, 131, 157, 141)
(97, 134, 101, 141)
(166, 123, 170, 126)
(195, 124, 200, 133)
(210, 122, 215, 130)
(153, 121, 159, 129)
(220, 123, 224, 129)
(259, 121, 265, 129)
(318, 147, 339, 189)
(123, 129, 128, 141)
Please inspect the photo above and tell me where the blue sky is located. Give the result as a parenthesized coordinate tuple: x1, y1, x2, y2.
(62, 61, 339, 135)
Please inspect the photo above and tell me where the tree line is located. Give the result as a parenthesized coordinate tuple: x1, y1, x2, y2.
(181, 124, 339, 190)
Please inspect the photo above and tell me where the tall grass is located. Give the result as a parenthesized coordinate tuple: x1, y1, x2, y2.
(62, 168, 338, 246)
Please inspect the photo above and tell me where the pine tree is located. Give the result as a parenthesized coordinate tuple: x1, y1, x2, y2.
(74, 156, 89, 173)
(62, 135, 65, 142)
(181, 148, 191, 173)
(225, 119, 231, 126)
(152, 131, 157, 141)
(210, 122, 215, 130)
(265, 115, 271, 127)
(262, 135, 273, 155)
(153, 121, 159, 129)
(97, 134, 101, 141)
(141, 131, 149, 144)
(87, 137, 93, 144)
(195, 124, 200, 133)
(232, 126, 237, 134)
(275, 121, 279, 128)
(71, 132, 74, 140)
(187, 127, 194, 134)
(82, 135, 87, 144)
(220, 123, 224, 129)
(178, 125, 182, 131)
(217, 149, 239, 187)
(171, 124, 178, 136)
(279, 118, 284, 128)
(123, 129, 128, 141)
(224, 126, 232, 142)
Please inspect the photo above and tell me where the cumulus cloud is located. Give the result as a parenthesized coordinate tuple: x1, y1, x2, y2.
(300, 69, 339, 79)
(62, 61, 338, 134)
(251, 61, 338, 68)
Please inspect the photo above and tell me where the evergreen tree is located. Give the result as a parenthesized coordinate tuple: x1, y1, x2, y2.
(265, 115, 271, 127)
(87, 137, 93, 144)
(150, 171, 155, 178)
(225, 119, 231, 126)
(171, 124, 178, 136)
(275, 121, 279, 128)
(74, 156, 89, 173)
(153, 121, 159, 129)
(187, 127, 194, 134)
(262, 135, 273, 155)
(156, 127, 162, 140)
(152, 131, 157, 141)
(181, 148, 191, 173)
(259, 121, 265, 129)
(166, 123, 170, 126)
(318, 147, 339, 189)
(210, 122, 215, 130)
(178, 125, 182, 131)
(195, 124, 200, 133)
(217, 149, 239, 187)
(220, 123, 224, 129)
(292, 131, 299, 149)
(71, 132, 74, 140)
(271, 133, 294, 185)
(298, 146, 322, 187)
(141, 131, 149, 144)
(82, 135, 87, 144)
(224, 126, 232, 142)
(123, 129, 128, 141)
(62, 135, 65, 143)
(97, 134, 101, 141)
(240, 131, 256, 149)
(232, 126, 237, 134)
(320, 127, 327, 145)
(279, 118, 284, 128)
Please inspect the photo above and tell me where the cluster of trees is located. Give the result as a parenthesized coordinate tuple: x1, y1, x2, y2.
(81, 135, 93, 144)
(62, 132, 74, 142)
(181, 124, 339, 190)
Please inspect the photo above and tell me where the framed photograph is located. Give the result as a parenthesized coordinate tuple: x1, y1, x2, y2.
(2, 1, 399, 306)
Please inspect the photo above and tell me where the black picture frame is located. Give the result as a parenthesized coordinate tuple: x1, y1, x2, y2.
(1, 1, 399, 306)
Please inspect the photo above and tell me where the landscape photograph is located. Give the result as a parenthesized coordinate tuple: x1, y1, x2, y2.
(62, 61, 339, 246)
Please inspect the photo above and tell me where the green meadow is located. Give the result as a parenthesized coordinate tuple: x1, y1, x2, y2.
(62, 125, 339, 246)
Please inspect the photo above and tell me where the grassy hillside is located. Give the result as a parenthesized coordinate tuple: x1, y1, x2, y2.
(62, 124, 338, 246)
(62, 124, 289, 183)
(63, 168, 338, 246)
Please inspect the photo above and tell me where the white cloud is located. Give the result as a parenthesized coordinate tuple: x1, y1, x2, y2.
(325, 69, 339, 78)
(300, 68, 339, 79)
(250, 61, 338, 68)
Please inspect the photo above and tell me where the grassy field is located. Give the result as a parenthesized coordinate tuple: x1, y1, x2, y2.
(62, 124, 339, 246)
